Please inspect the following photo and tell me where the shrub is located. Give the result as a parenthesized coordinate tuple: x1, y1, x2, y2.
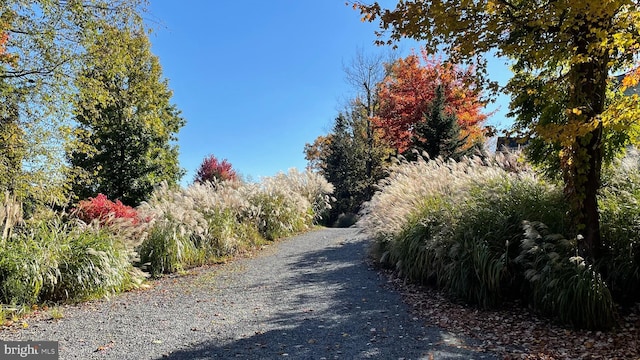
(73, 193, 139, 225)
(0, 216, 144, 305)
(516, 222, 615, 329)
(359, 153, 622, 329)
(193, 154, 238, 184)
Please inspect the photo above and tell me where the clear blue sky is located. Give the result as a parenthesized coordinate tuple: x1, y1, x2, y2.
(145, 1, 512, 185)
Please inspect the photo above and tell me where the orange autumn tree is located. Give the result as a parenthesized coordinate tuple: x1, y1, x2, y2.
(374, 50, 488, 155)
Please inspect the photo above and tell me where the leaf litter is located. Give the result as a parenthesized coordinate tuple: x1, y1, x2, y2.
(383, 269, 640, 359)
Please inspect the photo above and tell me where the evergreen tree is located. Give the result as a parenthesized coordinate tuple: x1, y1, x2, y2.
(408, 85, 469, 161)
(323, 114, 360, 223)
(68, 27, 184, 206)
(321, 109, 388, 225)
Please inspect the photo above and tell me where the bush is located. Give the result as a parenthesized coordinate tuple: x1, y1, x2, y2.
(516, 222, 615, 329)
(0, 216, 144, 305)
(73, 193, 140, 225)
(193, 154, 238, 184)
(359, 153, 622, 329)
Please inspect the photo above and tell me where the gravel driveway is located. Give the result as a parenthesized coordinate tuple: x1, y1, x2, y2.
(1, 228, 498, 359)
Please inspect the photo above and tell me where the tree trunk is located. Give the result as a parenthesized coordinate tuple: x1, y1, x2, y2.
(566, 48, 608, 263)
(581, 124, 605, 262)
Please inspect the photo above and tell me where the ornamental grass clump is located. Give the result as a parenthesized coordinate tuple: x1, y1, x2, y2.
(247, 169, 333, 240)
(446, 168, 567, 307)
(598, 149, 640, 303)
(137, 171, 332, 276)
(359, 153, 623, 329)
(516, 222, 615, 329)
(0, 216, 144, 305)
(137, 183, 215, 276)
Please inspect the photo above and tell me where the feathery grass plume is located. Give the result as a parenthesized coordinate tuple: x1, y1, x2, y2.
(136, 171, 333, 275)
(244, 169, 333, 240)
(137, 182, 212, 276)
(267, 168, 334, 222)
(359, 153, 620, 329)
(248, 177, 311, 240)
(444, 168, 567, 306)
(47, 218, 143, 301)
(516, 222, 615, 329)
(0, 191, 23, 241)
(598, 148, 640, 303)
(358, 155, 495, 242)
(0, 215, 143, 305)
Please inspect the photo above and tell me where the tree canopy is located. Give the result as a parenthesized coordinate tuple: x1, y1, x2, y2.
(409, 85, 471, 161)
(374, 50, 487, 154)
(0, 0, 147, 206)
(68, 26, 184, 206)
(194, 155, 238, 184)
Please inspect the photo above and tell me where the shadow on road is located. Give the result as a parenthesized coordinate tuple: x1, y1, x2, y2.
(158, 230, 496, 359)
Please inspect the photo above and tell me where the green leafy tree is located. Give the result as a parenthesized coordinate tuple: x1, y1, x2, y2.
(68, 26, 184, 206)
(0, 0, 147, 206)
(354, 0, 640, 262)
(409, 85, 470, 161)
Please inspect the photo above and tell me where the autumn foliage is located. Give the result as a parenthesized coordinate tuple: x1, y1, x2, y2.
(194, 154, 238, 184)
(0, 32, 17, 66)
(73, 193, 140, 225)
(374, 50, 487, 154)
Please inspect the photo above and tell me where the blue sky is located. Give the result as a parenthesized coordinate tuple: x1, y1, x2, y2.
(146, 1, 512, 185)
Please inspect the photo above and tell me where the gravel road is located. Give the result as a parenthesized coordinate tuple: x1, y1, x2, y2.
(1, 228, 498, 359)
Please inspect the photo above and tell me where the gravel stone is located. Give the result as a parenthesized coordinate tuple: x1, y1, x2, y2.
(1, 228, 499, 359)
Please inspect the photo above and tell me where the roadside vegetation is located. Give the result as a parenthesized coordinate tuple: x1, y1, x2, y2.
(0, 167, 332, 324)
(359, 151, 640, 329)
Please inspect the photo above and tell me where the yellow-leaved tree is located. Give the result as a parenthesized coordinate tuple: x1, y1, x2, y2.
(353, 0, 640, 263)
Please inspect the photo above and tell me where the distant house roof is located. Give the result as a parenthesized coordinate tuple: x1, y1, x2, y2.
(496, 136, 528, 153)
(616, 72, 639, 96)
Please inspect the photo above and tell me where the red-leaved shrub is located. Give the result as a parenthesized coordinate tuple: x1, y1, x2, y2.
(194, 154, 238, 184)
(74, 194, 139, 225)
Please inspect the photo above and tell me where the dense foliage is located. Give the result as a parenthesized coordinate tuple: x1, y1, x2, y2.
(408, 85, 473, 161)
(193, 154, 238, 184)
(375, 51, 487, 155)
(68, 27, 184, 206)
(0, 169, 333, 310)
(138, 169, 333, 275)
(359, 151, 640, 329)
(1, 0, 147, 207)
(306, 49, 487, 226)
(72, 194, 140, 226)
